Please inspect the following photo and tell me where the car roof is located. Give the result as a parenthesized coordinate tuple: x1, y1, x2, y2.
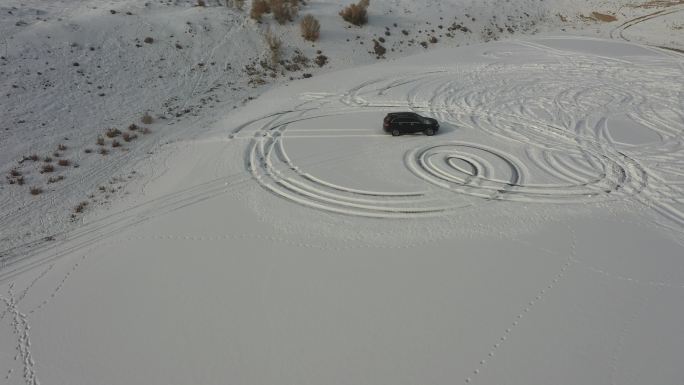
(387, 112, 421, 117)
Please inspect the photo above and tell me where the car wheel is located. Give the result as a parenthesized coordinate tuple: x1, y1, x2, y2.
(392, 129, 401, 136)
(425, 128, 435, 136)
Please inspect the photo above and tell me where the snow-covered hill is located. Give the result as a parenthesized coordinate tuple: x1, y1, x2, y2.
(1, 1, 683, 384)
(1, 0, 682, 255)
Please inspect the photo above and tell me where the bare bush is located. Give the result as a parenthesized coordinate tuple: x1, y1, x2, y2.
(98, 148, 109, 155)
(197, 0, 206, 6)
(96, 136, 105, 146)
(74, 201, 89, 213)
(57, 159, 71, 167)
(41, 164, 55, 173)
(300, 14, 320, 41)
(122, 132, 138, 142)
(141, 113, 154, 125)
(48, 175, 65, 184)
(250, 0, 270, 20)
(128, 123, 139, 131)
(105, 128, 122, 138)
(112, 140, 121, 148)
(340, 0, 369, 26)
(264, 28, 283, 66)
(57, 144, 67, 151)
(30, 187, 43, 195)
(271, 0, 297, 24)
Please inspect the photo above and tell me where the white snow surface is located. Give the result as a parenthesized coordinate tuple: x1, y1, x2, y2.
(1, 1, 684, 385)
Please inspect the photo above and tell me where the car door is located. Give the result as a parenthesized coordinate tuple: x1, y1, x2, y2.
(405, 116, 421, 133)
(393, 117, 410, 132)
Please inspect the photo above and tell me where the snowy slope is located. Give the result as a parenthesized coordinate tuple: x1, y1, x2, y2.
(1, 1, 684, 384)
(1, 0, 682, 255)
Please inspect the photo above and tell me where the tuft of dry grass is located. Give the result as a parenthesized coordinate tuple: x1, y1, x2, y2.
(96, 136, 105, 146)
(105, 128, 122, 138)
(301, 14, 320, 41)
(44, 156, 53, 163)
(111, 140, 121, 148)
(41, 164, 55, 173)
(57, 159, 71, 167)
(98, 148, 109, 155)
(340, 0, 369, 26)
(128, 123, 139, 131)
(30, 186, 43, 195)
(197, 0, 206, 6)
(57, 144, 67, 151)
(26, 154, 39, 162)
(250, 0, 270, 21)
(10, 169, 21, 177)
(141, 113, 154, 125)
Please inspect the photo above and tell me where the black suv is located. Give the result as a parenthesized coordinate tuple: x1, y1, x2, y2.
(383, 112, 439, 136)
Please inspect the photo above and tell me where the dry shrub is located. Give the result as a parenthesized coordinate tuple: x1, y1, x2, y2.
(340, 0, 369, 26)
(57, 144, 67, 151)
(314, 54, 328, 67)
(10, 169, 21, 177)
(144, 36, 154, 44)
(74, 201, 89, 213)
(26, 154, 39, 162)
(264, 28, 282, 66)
(197, 0, 206, 6)
(96, 136, 105, 145)
(227, 0, 246, 10)
(141, 113, 154, 125)
(57, 159, 71, 167)
(48, 175, 65, 184)
(105, 128, 122, 138)
(128, 123, 139, 131)
(112, 140, 121, 148)
(251, 0, 270, 20)
(98, 148, 109, 155)
(30, 186, 43, 195)
(15, 176, 25, 185)
(122, 132, 138, 142)
(44, 156, 53, 163)
(591, 12, 617, 22)
(41, 164, 55, 173)
(84, 148, 93, 154)
(271, 0, 297, 24)
(301, 14, 320, 41)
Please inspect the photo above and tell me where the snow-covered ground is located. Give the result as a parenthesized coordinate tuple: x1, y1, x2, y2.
(1, 1, 683, 384)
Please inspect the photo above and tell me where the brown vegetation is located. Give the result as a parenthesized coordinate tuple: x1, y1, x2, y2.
(57, 159, 71, 167)
(30, 187, 43, 195)
(301, 14, 320, 41)
(592, 12, 617, 22)
(264, 28, 283, 66)
(251, 0, 270, 20)
(41, 164, 55, 173)
(105, 128, 122, 138)
(271, 0, 297, 24)
(340, 0, 369, 26)
(141, 113, 154, 125)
